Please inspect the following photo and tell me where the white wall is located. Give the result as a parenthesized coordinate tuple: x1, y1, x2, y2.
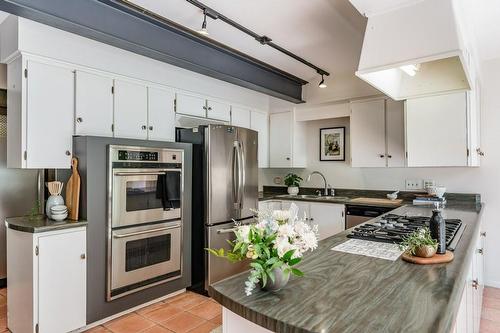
(261, 58, 500, 287)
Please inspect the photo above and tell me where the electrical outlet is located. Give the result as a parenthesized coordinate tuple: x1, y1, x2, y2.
(405, 179, 423, 190)
(423, 179, 436, 189)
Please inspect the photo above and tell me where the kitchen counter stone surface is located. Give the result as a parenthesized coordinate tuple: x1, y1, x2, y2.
(5, 215, 88, 233)
(209, 204, 483, 333)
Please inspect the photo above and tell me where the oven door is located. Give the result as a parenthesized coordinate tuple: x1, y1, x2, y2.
(110, 221, 182, 298)
(112, 169, 181, 228)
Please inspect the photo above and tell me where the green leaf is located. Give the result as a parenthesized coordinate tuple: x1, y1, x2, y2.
(288, 257, 301, 266)
(261, 271, 267, 287)
(291, 268, 304, 277)
(267, 270, 275, 284)
(250, 262, 263, 271)
(282, 249, 295, 262)
(265, 257, 278, 266)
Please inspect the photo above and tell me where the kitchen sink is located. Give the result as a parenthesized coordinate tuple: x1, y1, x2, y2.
(276, 194, 350, 201)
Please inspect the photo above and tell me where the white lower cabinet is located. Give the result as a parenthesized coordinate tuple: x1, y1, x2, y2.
(7, 226, 87, 333)
(453, 228, 485, 333)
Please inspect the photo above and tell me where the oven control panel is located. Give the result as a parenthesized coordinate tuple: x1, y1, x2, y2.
(118, 150, 159, 161)
(110, 146, 182, 164)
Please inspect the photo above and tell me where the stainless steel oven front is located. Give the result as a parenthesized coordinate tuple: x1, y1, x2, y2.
(107, 145, 184, 300)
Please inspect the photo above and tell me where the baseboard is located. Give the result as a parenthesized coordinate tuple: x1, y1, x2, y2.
(485, 279, 500, 288)
(79, 288, 186, 331)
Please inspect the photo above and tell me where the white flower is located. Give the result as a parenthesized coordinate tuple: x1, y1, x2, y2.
(272, 210, 291, 223)
(236, 225, 251, 243)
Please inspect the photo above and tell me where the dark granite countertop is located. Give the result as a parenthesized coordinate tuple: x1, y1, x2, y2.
(209, 204, 483, 333)
(5, 216, 88, 233)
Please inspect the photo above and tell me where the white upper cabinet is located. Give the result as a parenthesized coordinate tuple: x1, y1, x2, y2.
(7, 58, 74, 169)
(207, 99, 231, 122)
(148, 86, 175, 142)
(74, 71, 114, 137)
(468, 80, 482, 167)
(406, 92, 468, 167)
(231, 106, 251, 128)
(175, 92, 206, 118)
(113, 79, 148, 139)
(250, 111, 269, 168)
(269, 111, 306, 168)
(350, 99, 386, 167)
(385, 99, 405, 167)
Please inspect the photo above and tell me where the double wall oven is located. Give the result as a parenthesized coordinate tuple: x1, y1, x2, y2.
(107, 145, 184, 300)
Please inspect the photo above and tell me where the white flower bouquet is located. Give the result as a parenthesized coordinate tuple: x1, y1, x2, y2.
(207, 203, 318, 295)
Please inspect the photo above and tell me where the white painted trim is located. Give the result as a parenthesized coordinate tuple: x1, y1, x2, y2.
(485, 280, 500, 289)
(79, 288, 186, 331)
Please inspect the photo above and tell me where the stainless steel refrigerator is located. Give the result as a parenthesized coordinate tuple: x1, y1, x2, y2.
(176, 124, 258, 293)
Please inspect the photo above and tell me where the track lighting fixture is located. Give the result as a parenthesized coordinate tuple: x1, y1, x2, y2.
(318, 74, 327, 88)
(197, 10, 209, 35)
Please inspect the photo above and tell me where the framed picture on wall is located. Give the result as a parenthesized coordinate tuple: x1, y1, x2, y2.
(320, 127, 345, 161)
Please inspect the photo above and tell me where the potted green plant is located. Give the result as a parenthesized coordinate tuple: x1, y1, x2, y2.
(284, 173, 303, 195)
(399, 227, 438, 258)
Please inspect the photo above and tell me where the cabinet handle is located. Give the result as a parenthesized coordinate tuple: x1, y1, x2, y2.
(80, 253, 86, 260)
(476, 148, 485, 156)
(76, 117, 83, 123)
(481, 232, 486, 237)
(65, 150, 71, 156)
(478, 248, 484, 255)
(149, 126, 153, 131)
(472, 279, 479, 290)
(203, 106, 207, 110)
(141, 125, 147, 130)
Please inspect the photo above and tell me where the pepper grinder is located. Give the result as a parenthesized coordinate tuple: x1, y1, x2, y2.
(430, 202, 446, 254)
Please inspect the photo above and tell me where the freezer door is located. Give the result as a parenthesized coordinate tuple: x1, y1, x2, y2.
(237, 127, 259, 219)
(206, 218, 253, 289)
(206, 125, 238, 225)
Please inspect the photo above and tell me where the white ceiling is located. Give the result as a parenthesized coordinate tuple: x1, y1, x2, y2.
(129, 0, 367, 81)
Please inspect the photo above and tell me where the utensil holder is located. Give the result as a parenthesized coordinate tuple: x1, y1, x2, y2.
(46, 195, 64, 218)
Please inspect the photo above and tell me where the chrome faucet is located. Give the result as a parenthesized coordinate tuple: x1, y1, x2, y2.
(307, 171, 329, 196)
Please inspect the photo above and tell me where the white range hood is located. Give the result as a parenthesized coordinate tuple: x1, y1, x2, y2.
(355, 0, 472, 100)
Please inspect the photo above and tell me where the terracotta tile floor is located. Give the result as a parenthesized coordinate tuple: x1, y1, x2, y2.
(481, 287, 500, 333)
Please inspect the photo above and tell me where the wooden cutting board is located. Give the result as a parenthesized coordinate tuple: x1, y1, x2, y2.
(350, 197, 403, 206)
(402, 251, 454, 265)
(66, 157, 81, 221)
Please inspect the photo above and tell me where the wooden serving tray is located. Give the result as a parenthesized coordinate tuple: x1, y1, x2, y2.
(402, 251, 454, 265)
(350, 197, 403, 206)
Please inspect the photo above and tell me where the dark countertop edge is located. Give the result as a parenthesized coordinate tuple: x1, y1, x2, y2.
(209, 203, 485, 333)
(5, 216, 88, 233)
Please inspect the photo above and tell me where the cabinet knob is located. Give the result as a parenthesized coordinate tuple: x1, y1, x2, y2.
(76, 117, 83, 123)
(476, 148, 485, 156)
(208, 107, 212, 111)
(478, 248, 484, 255)
(309, 218, 314, 221)
(286, 157, 290, 161)
(481, 232, 486, 237)
(379, 154, 385, 158)
(472, 279, 479, 290)
(80, 253, 86, 260)
(141, 125, 147, 130)
(149, 126, 153, 131)
(387, 155, 392, 158)
(203, 106, 207, 110)
(65, 150, 71, 156)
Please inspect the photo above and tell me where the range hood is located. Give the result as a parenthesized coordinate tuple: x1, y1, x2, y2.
(355, 0, 472, 100)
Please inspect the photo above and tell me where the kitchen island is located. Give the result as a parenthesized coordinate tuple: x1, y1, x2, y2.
(209, 204, 484, 333)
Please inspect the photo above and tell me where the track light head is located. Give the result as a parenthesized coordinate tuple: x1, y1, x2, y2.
(197, 12, 209, 35)
(318, 74, 327, 88)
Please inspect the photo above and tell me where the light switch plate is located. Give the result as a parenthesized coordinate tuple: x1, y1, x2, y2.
(405, 179, 423, 190)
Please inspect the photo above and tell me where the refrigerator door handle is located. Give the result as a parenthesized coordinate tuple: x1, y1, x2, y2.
(232, 141, 240, 209)
(237, 140, 245, 210)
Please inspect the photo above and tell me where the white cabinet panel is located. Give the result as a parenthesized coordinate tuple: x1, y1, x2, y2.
(386, 99, 405, 167)
(175, 92, 206, 118)
(250, 111, 269, 168)
(148, 86, 175, 141)
(114, 79, 148, 139)
(406, 92, 468, 167)
(38, 229, 86, 333)
(75, 71, 113, 137)
(468, 83, 481, 167)
(269, 112, 292, 167)
(231, 106, 251, 128)
(258, 200, 282, 211)
(350, 99, 386, 167)
(207, 100, 231, 122)
(309, 203, 345, 240)
(26, 60, 74, 168)
(281, 201, 310, 221)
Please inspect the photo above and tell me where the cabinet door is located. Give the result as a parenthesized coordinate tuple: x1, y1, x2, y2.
(250, 111, 269, 168)
(269, 112, 292, 167)
(148, 86, 175, 141)
(350, 99, 386, 167)
(309, 203, 345, 240)
(406, 92, 468, 167)
(38, 229, 86, 333)
(207, 100, 231, 122)
(281, 201, 310, 221)
(468, 84, 481, 167)
(74, 71, 113, 137)
(175, 92, 206, 118)
(231, 107, 251, 128)
(26, 60, 74, 168)
(114, 79, 148, 139)
(385, 100, 405, 167)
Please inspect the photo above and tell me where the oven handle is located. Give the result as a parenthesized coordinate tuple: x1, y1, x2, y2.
(113, 224, 181, 239)
(114, 171, 180, 176)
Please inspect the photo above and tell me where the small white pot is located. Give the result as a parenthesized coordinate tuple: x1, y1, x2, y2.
(287, 186, 299, 195)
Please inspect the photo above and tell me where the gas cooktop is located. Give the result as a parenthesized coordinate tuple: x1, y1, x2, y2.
(347, 213, 466, 251)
